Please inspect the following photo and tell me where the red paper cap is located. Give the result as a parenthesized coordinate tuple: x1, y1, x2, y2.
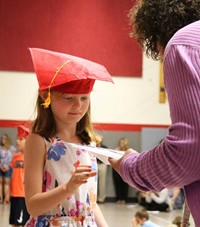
(17, 125, 30, 139)
(52, 79, 95, 94)
(29, 48, 113, 94)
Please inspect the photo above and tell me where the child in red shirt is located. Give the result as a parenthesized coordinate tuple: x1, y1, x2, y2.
(9, 125, 30, 227)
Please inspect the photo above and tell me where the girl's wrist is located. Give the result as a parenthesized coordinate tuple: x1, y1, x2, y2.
(64, 183, 74, 198)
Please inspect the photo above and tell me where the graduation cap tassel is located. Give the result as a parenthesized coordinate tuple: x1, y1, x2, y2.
(41, 60, 71, 108)
(42, 89, 51, 108)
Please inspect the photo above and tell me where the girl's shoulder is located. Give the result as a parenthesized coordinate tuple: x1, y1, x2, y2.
(26, 133, 47, 150)
(26, 132, 44, 141)
(25, 133, 47, 159)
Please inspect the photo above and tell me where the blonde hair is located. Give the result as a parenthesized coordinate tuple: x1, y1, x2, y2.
(118, 137, 129, 151)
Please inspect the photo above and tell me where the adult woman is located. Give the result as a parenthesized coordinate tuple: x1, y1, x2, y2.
(109, 0, 200, 225)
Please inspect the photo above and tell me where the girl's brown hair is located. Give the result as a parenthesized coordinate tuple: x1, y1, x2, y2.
(32, 94, 98, 145)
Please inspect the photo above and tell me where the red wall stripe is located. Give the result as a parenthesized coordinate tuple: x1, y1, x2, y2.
(93, 123, 169, 131)
(0, 120, 169, 132)
(0, 120, 32, 128)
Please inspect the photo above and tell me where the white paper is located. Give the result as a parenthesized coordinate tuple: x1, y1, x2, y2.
(67, 143, 124, 165)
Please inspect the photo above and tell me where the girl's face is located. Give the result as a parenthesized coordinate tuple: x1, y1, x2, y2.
(1, 136, 6, 144)
(119, 139, 128, 149)
(135, 217, 145, 225)
(16, 137, 26, 152)
(50, 92, 90, 126)
(1, 135, 8, 146)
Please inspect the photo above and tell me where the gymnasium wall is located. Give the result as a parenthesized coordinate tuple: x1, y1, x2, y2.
(0, 1, 171, 201)
(0, 0, 142, 77)
(0, 40, 170, 202)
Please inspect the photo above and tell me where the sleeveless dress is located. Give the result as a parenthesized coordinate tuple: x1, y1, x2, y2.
(25, 136, 98, 227)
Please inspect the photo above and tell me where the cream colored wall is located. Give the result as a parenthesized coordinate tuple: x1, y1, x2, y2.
(0, 53, 171, 125)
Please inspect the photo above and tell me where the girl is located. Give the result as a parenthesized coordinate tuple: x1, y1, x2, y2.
(24, 48, 113, 227)
(0, 134, 16, 203)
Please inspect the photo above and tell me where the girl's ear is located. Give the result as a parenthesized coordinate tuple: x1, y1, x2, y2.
(39, 90, 48, 101)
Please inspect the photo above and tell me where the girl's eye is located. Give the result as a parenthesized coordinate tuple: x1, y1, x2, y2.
(62, 95, 89, 101)
(63, 96, 73, 100)
(81, 96, 88, 101)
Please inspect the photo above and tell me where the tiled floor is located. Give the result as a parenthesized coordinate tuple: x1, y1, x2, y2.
(99, 203, 183, 227)
(0, 202, 195, 227)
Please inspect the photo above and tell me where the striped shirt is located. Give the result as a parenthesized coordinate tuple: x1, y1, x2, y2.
(120, 20, 200, 226)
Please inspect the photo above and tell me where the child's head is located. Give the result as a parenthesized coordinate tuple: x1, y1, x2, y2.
(0, 134, 12, 148)
(172, 216, 182, 227)
(119, 137, 129, 150)
(134, 208, 149, 225)
(16, 125, 30, 152)
(29, 48, 112, 142)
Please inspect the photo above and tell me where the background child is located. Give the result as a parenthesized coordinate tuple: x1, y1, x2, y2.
(143, 189, 172, 212)
(0, 133, 16, 204)
(96, 135, 108, 204)
(112, 137, 129, 204)
(24, 48, 113, 227)
(9, 125, 30, 227)
(132, 208, 160, 227)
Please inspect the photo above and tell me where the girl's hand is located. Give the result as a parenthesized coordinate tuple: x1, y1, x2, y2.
(66, 164, 96, 194)
(109, 148, 138, 173)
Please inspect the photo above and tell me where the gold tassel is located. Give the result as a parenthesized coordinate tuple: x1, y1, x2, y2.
(41, 89, 51, 108)
(41, 60, 71, 108)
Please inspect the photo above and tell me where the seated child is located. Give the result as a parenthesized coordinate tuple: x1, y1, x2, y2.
(132, 208, 161, 227)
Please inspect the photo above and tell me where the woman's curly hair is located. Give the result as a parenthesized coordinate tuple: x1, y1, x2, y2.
(129, 0, 200, 60)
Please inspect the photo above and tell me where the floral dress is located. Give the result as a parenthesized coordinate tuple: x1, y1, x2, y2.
(25, 136, 98, 227)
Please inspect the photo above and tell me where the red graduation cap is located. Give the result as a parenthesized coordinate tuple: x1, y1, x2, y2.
(17, 125, 30, 139)
(29, 48, 113, 107)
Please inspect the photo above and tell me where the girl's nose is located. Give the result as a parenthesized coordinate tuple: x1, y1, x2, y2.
(73, 98, 82, 107)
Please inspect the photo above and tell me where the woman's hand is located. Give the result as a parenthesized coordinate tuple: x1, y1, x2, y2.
(108, 148, 138, 173)
(66, 164, 96, 194)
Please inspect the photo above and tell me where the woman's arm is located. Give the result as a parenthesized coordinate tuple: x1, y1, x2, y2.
(110, 44, 200, 192)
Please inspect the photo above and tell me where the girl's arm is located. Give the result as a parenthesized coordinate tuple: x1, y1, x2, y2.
(94, 203, 109, 227)
(24, 133, 96, 217)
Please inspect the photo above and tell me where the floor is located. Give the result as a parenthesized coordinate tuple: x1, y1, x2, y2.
(0, 202, 195, 227)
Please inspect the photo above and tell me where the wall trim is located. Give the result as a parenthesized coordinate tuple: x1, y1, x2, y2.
(0, 120, 169, 132)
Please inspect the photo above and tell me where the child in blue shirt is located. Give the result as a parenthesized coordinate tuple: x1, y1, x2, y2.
(132, 208, 160, 227)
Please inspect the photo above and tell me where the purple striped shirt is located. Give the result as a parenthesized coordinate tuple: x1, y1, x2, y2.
(120, 20, 200, 226)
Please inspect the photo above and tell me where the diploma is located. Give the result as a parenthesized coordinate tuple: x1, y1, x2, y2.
(67, 143, 124, 165)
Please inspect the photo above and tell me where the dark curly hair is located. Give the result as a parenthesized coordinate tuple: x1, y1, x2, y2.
(129, 0, 200, 60)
